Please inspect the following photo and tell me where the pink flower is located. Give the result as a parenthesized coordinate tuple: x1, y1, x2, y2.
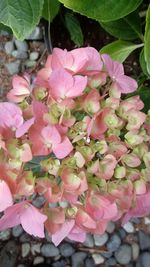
(29, 124, 73, 159)
(86, 193, 118, 221)
(7, 74, 31, 103)
(122, 189, 150, 224)
(0, 201, 47, 238)
(0, 180, 13, 212)
(102, 54, 137, 93)
(52, 219, 75, 246)
(51, 47, 103, 75)
(0, 102, 34, 138)
(49, 68, 87, 101)
(0, 102, 23, 129)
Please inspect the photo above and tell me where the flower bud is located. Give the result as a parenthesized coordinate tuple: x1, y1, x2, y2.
(114, 166, 126, 179)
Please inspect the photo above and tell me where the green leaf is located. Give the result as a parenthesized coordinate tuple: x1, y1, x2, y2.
(24, 155, 50, 175)
(42, 0, 60, 22)
(100, 11, 143, 41)
(137, 87, 150, 113)
(65, 13, 83, 47)
(0, 23, 12, 33)
(0, 0, 44, 40)
(144, 5, 150, 74)
(139, 49, 150, 78)
(100, 40, 143, 63)
(58, 0, 142, 22)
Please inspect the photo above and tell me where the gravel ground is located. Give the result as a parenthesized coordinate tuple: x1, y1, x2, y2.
(1, 26, 150, 267)
(1, 217, 150, 267)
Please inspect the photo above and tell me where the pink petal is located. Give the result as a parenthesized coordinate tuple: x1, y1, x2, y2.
(16, 118, 35, 138)
(68, 225, 86, 242)
(49, 69, 74, 100)
(20, 143, 32, 162)
(65, 75, 87, 98)
(116, 75, 137, 93)
(53, 137, 73, 159)
(0, 202, 23, 231)
(51, 48, 74, 70)
(0, 102, 23, 129)
(20, 204, 47, 238)
(0, 180, 13, 212)
(42, 125, 61, 145)
(52, 219, 75, 246)
(102, 54, 124, 77)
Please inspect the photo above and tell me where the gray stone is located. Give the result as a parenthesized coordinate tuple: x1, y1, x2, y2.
(92, 254, 105, 265)
(72, 252, 87, 267)
(106, 233, 121, 252)
(0, 229, 11, 240)
(122, 222, 134, 233)
(33, 256, 44, 265)
(105, 257, 117, 266)
(21, 243, 30, 258)
(115, 244, 132, 265)
(45, 231, 52, 242)
(41, 243, 59, 257)
(12, 225, 23, 237)
(118, 228, 127, 240)
(132, 243, 139, 261)
(27, 27, 43, 40)
(12, 50, 28, 59)
(125, 264, 134, 267)
(106, 221, 115, 234)
(15, 40, 28, 52)
(83, 234, 94, 248)
(32, 195, 46, 208)
(4, 41, 14, 54)
(59, 243, 75, 257)
(0, 241, 20, 267)
(138, 252, 150, 267)
(25, 60, 36, 68)
(59, 201, 69, 208)
(20, 233, 31, 242)
(101, 251, 113, 259)
(5, 60, 21, 75)
(94, 232, 108, 246)
(85, 258, 95, 267)
(52, 260, 68, 267)
(130, 218, 140, 224)
(31, 243, 42, 255)
(138, 230, 150, 250)
(29, 51, 39, 61)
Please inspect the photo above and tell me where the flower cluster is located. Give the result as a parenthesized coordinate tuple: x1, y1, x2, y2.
(0, 47, 150, 246)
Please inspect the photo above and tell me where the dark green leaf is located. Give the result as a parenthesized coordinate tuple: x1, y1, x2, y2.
(144, 5, 150, 74)
(24, 155, 50, 175)
(100, 11, 143, 40)
(65, 13, 83, 47)
(100, 40, 144, 63)
(0, 23, 12, 33)
(139, 49, 150, 78)
(58, 0, 142, 22)
(42, 0, 60, 22)
(0, 0, 44, 40)
(137, 87, 150, 113)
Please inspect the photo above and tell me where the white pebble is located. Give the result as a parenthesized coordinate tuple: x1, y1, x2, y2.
(122, 222, 134, 233)
(22, 243, 30, 258)
(144, 217, 150, 225)
(31, 243, 41, 255)
(33, 256, 44, 265)
(92, 254, 105, 264)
